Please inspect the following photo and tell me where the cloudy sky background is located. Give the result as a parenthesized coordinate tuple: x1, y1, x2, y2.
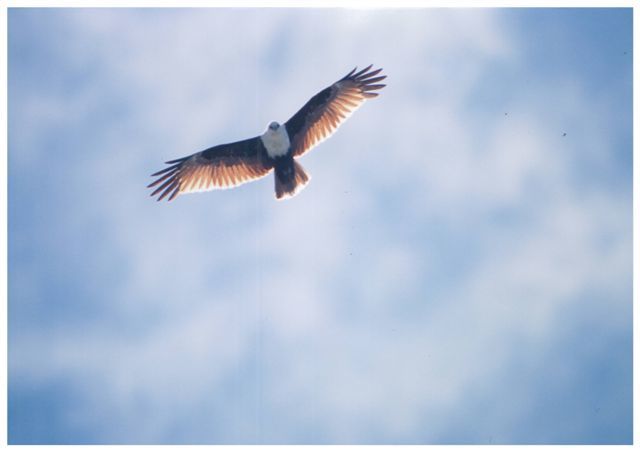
(8, 7, 632, 444)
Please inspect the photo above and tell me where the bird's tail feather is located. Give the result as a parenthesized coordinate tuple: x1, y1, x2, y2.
(275, 161, 310, 200)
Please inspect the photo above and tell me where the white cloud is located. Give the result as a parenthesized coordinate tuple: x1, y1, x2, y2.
(9, 8, 631, 444)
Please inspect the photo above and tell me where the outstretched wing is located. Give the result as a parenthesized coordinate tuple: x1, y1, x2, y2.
(148, 137, 272, 201)
(285, 65, 386, 158)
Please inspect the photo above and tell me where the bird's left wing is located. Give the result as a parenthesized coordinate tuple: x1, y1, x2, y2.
(148, 137, 272, 201)
(285, 65, 386, 158)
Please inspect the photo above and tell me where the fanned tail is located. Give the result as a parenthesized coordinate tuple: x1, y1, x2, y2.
(275, 160, 310, 200)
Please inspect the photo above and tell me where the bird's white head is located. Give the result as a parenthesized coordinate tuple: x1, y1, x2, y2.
(268, 121, 280, 131)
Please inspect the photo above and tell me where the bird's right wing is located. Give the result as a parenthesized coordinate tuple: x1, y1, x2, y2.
(148, 137, 272, 201)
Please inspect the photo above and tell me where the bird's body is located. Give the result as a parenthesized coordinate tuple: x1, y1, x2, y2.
(261, 122, 291, 158)
(148, 65, 386, 201)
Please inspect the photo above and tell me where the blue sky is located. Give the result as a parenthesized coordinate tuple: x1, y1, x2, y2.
(8, 7, 632, 445)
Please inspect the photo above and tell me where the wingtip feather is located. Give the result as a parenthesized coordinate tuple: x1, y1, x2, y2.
(357, 68, 383, 81)
(352, 64, 374, 78)
(165, 157, 188, 164)
(167, 186, 181, 201)
(344, 66, 357, 79)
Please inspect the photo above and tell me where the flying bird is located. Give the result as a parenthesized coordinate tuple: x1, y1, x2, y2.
(148, 65, 386, 201)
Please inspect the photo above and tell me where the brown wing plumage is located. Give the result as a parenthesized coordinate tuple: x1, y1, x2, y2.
(285, 65, 386, 158)
(148, 137, 272, 201)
